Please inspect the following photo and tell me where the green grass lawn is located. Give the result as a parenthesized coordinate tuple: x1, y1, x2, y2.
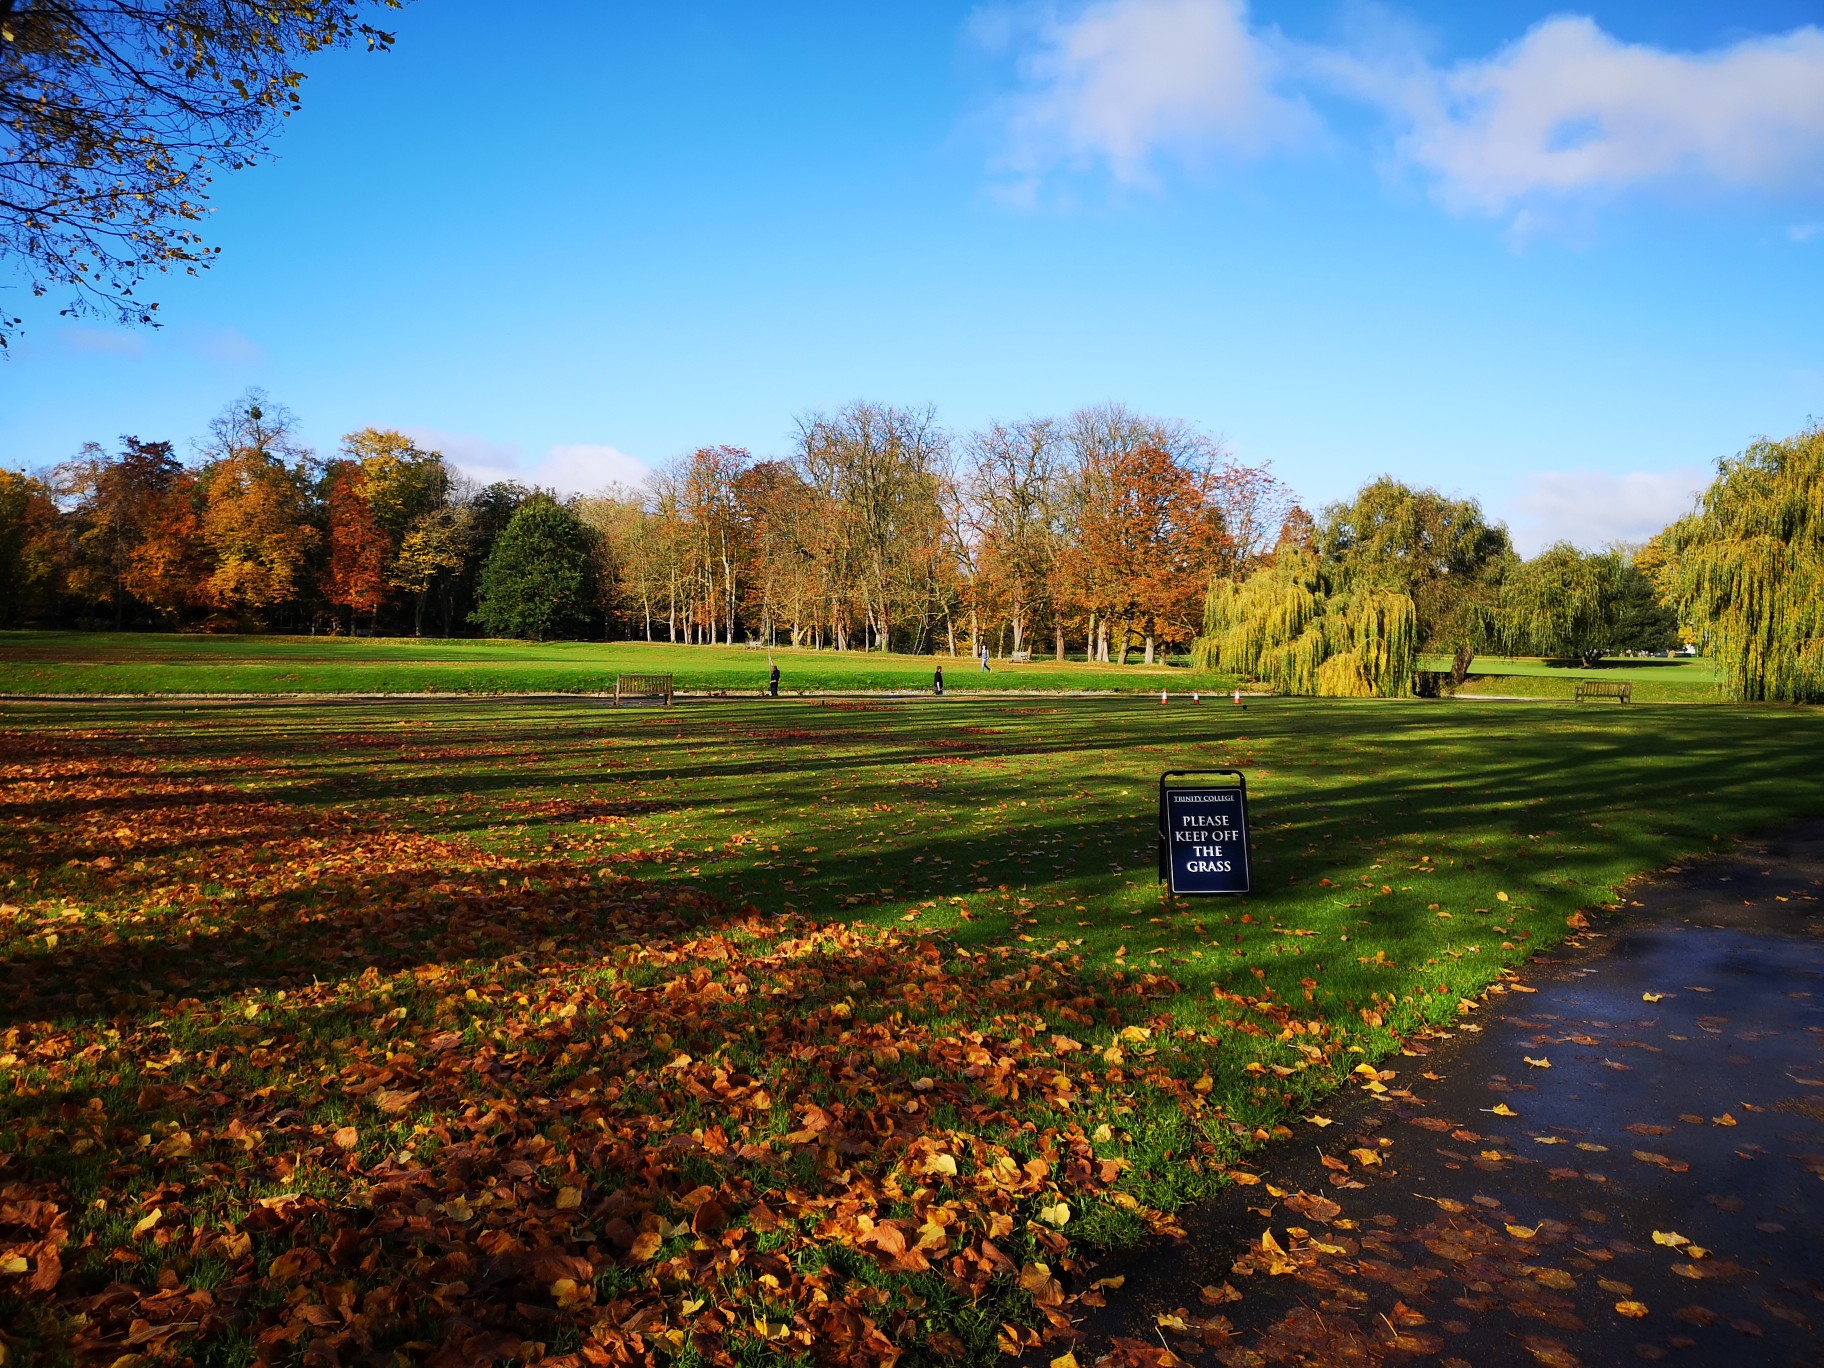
(1419, 653, 1719, 702)
(3, 695, 1820, 1364)
(0, 632, 1213, 696)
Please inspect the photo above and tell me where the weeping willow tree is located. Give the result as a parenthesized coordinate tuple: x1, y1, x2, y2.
(1192, 547, 1418, 696)
(1657, 426, 1824, 702)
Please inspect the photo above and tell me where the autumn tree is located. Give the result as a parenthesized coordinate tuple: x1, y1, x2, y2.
(962, 419, 1065, 659)
(0, 468, 60, 625)
(1056, 405, 1275, 665)
(120, 466, 206, 624)
(1656, 425, 1824, 701)
(186, 393, 318, 624)
(390, 505, 471, 638)
(320, 461, 392, 632)
(471, 498, 596, 641)
(1320, 479, 1513, 686)
(797, 403, 949, 652)
(53, 435, 181, 626)
(0, 0, 398, 348)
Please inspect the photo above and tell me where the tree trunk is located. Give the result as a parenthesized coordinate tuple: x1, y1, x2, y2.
(1144, 628, 1155, 665)
(1449, 643, 1474, 688)
(1055, 621, 1065, 662)
(1117, 621, 1130, 666)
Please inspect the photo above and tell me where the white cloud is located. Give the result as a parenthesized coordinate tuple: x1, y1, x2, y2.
(1508, 466, 1707, 555)
(400, 428, 651, 497)
(984, 6, 1824, 220)
(987, 0, 1313, 195)
(1791, 220, 1824, 241)
(1367, 18, 1824, 216)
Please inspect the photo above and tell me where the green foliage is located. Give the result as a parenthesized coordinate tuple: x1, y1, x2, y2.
(1318, 478, 1512, 678)
(1498, 543, 1626, 665)
(1611, 561, 1680, 654)
(1193, 547, 1417, 696)
(470, 500, 597, 641)
(1662, 426, 1824, 703)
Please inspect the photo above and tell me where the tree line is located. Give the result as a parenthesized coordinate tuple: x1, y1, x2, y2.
(0, 392, 1290, 658)
(5, 392, 1814, 701)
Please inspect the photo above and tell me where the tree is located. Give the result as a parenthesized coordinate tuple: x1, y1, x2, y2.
(193, 391, 318, 623)
(1192, 545, 1418, 697)
(340, 428, 448, 540)
(1320, 479, 1513, 686)
(320, 461, 391, 632)
(53, 435, 181, 626)
(0, 0, 398, 348)
(1498, 543, 1626, 665)
(0, 468, 59, 625)
(390, 506, 470, 638)
(1658, 425, 1824, 701)
(121, 466, 207, 624)
(1610, 559, 1679, 654)
(470, 499, 595, 641)
(962, 419, 1065, 659)
(797, 403, 948, 652)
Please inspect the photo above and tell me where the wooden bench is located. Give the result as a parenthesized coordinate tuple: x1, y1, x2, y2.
(1008, 650, 1031, 663)
(1574, 680, 1632, 704)
(614, 673, 674, 707)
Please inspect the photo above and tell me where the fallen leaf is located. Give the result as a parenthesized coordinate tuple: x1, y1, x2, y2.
(1615, 1300, 1649, 1319)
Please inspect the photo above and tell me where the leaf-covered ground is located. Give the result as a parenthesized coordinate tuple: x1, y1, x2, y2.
(3, 696, 1822, 1366)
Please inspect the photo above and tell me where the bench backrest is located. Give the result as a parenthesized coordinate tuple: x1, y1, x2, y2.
(1575, 680, 1632, 702)
(615, 673, 674, 705)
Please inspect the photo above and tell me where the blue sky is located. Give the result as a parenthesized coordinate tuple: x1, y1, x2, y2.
(4, 0, 1822, 552)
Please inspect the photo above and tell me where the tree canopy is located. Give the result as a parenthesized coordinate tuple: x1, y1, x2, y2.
(470, 499, 597, 642)
(1192, 545, 1418, 697)
(0, 0, 398, 347)
(1497, 543, 1626, 666)
(1656, 425, 1824, 702)
(1320, 479, 1513, 683)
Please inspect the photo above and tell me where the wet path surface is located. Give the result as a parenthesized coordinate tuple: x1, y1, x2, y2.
(1065, 824, 1824, 1367)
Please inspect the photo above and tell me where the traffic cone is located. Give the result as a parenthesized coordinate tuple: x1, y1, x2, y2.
(1233, 689, 1242, 704)
(1193, 692, 1201, 703)
(1160, 690, 1169, 704)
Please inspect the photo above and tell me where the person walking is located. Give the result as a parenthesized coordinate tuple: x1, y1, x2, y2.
(933, 665, 944, 697)
(768, 661, 780, 698)
(979, 645, 991, 674)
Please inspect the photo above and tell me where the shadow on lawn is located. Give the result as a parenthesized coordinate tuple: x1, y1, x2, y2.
(6, 699, 1814, 1038)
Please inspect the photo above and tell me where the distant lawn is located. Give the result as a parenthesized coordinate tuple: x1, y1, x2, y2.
(0, 632, 1222, 696)
(1419, 653, 1720, 703)
(4, 695, 1822, 1363)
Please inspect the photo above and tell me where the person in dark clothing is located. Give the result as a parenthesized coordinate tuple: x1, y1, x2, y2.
(768, 662, 780, 698)
(933, 665, 944, 696)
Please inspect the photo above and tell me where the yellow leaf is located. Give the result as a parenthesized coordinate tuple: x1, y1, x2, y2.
(556, 1186, 582, 1210)
(1505, 1223, 1538, 1239)
(1304, 1114, 1334, 1128)
(1651, 1230, 1688, 1248)
(1496, 891, 1509, 902)
(1051, 1355, 1081, 1368)
(1614, 1300, 1649, 1318)
(1711, 1113, 1736, 1127)
(925, 1153, 958, 1177)
(1092, 1124, 1113, 1142)
(1348, 1147, 1382, 1167)
(1643, 992, 1665, 1003)
(131, 1208, 161, 1238)
(1524, 1057, 1551, 1069)
(0, 1254, 26, 1274)
(1489, 1102, 1518, 1117)
(1038, 1201, 1070, 1227)
(1260, 1229, 1288, 1256)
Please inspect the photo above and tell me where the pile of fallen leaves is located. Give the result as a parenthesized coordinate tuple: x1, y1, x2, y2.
(0, 729, 1330, 1366)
